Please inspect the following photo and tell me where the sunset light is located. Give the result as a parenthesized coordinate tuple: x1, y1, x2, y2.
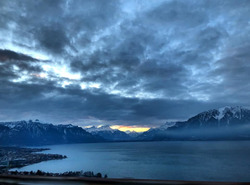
(110, 125, 150, 133)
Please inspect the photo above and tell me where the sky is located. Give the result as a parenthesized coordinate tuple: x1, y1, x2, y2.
(0, 0, 250, 130)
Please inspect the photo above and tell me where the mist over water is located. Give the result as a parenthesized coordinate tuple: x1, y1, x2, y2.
(15, 141, 250, 182)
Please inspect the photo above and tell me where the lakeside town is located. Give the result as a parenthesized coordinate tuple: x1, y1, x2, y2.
(0, 147, 66, 172)
(0, 147, 107, 179)
(2, 170, 107, 178)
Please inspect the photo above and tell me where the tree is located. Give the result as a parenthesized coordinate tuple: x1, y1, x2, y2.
(36, 170, 43, 176)
(96, 173, 102, 178)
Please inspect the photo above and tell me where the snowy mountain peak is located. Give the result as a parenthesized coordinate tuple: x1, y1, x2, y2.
(139, 106, 250, 141)
(214, 106, 249, 120)
(173, 105, 250, 129)
(85, 125, 115, 133)
(85, 125, 132, 141)
(159, 122, 176, 130)
(0, 120, 101, 146)
(98, 125, 113, 130)
(190, 106, 250, 123)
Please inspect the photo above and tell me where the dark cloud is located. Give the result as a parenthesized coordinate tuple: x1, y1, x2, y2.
(0, 79, 228, 126)
(0, 49, 37, 62)
(35, 25, 70, 54)
(0, 0, 249, 126)
(145, 0, 208, 29)
(0, 49, 43, 82)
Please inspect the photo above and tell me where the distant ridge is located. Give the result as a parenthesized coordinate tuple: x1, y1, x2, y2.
(85, 125, 132, 141)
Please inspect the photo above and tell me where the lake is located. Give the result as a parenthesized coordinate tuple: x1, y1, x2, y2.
(15, 141, 250, 182)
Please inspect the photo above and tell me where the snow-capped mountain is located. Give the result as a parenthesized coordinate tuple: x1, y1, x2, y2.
(171, 106, 250, 129)
(158, 122, 176, 130)
(137, 122, 176, 141)
(125, 131, 141, 138)
(85, 125, 131, 141)
(0, 120, 102, 146)
(139, 106, 250, 141)
(86, 125, 115, 133)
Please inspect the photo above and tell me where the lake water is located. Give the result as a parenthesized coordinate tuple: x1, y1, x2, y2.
(15, 141, 250, 182)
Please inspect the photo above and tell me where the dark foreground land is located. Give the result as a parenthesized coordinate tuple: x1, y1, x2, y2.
(0, 147, 66, 171)
(0, 175, 249, 185)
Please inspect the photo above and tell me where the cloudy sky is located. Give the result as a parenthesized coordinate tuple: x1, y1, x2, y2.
(0, 0, 249, 129)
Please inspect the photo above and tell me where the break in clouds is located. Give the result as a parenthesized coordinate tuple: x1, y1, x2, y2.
(0, 0, 250, 127)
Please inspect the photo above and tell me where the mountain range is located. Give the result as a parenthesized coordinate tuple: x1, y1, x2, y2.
(1, 106, 250, 146)
(0, 120, 101, 146)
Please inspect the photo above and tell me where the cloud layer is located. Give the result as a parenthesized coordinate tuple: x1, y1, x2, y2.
(0, 0, 250, 126)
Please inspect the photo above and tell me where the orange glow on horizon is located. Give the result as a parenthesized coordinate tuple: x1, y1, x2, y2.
(110, 125, 150, 133)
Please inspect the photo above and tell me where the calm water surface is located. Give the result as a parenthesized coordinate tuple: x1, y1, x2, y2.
(15, 141, 250, 182)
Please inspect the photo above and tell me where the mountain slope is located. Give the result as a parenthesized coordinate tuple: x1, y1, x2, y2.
(139, 106, 250, 141)
(171, 106, 250, 129)
(0, 120, 102, 146)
